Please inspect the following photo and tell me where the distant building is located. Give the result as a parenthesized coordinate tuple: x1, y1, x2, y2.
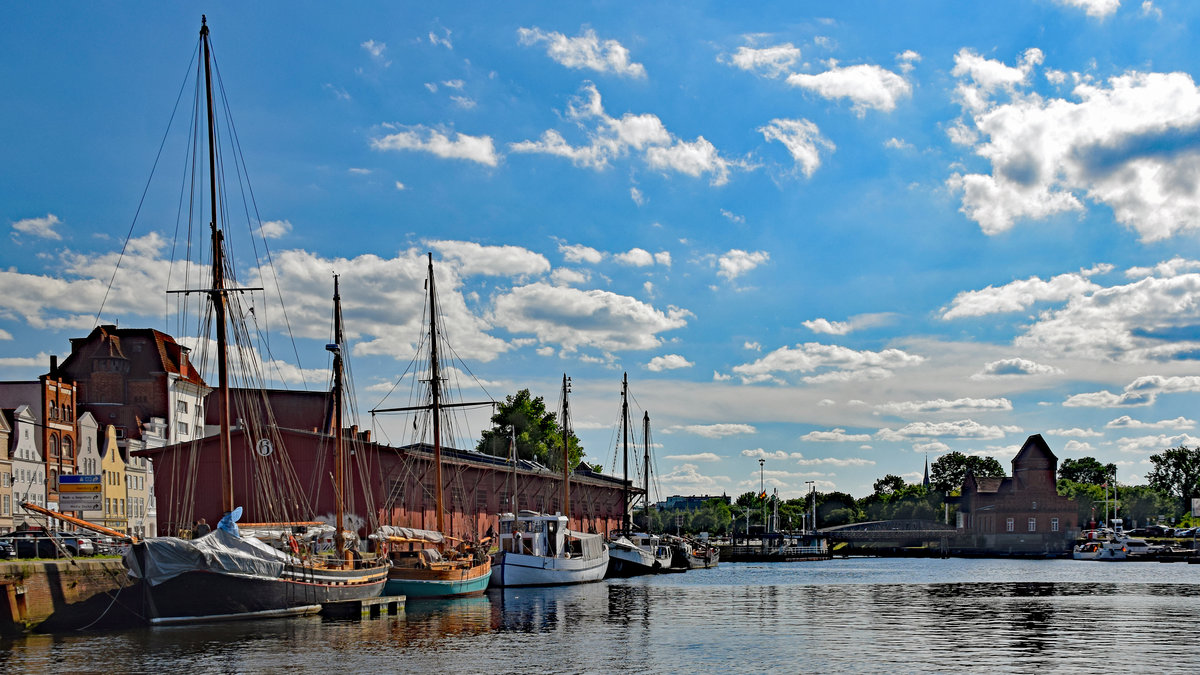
(0, 412, 11, 533)
(657, 494, 730, 511)
(77, 411, 102, 525)
(954, 434, 1079, 555)
(4, 405, 45, 525)
(0, 357, 80, 512)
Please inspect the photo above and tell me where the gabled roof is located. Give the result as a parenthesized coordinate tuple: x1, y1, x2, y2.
(61, 325, 208, 387)
(972, 477, 1006, 493)
(1012, 433, 1057, 468)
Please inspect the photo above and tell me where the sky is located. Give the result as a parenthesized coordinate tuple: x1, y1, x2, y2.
(5, 1, 1200, 502)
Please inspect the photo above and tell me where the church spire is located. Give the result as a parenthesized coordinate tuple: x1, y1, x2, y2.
(923, 453, 930, 489)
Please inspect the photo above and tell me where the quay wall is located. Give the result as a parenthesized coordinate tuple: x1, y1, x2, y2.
(0, 559, 141, 633)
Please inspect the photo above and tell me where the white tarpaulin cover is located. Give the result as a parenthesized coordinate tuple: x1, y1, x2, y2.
(124, 528, 294, 586)
(371, 525, 445, 543)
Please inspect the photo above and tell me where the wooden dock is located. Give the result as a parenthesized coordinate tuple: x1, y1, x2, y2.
(320, 595, 405, 620)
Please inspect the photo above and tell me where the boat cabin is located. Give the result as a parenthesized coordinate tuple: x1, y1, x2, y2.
(499, 511, 569, 558)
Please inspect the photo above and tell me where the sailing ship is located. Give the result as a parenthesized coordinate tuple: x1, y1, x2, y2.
(490, 375, 609, 587)
(607, 374, 672, 577)
(122, 17, 387, 623)
(370, 254, 492, 599)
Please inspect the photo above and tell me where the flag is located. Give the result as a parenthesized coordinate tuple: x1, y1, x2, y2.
(758, 491, 767, 499)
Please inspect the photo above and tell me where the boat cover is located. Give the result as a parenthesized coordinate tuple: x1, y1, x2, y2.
(371, 525, 445, 543)
(124, 528, 293, 586)
(567, 529, 606, 560)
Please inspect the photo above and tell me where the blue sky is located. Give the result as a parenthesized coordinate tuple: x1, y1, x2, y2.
(5, 1, 1200, 501)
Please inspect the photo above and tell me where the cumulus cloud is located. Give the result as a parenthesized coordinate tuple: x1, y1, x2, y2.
(490, 283, 690, 354)
(371, 124, 498, 166)
(657, 463, 730, 494)
(1047, 427, 1104, 437)
(1125, 257, 1200, 279)
(646, 354, 693, 372)
(257, 220, 292, 239)
(795, 455, 876, 467)
(948, 47, 1200, 241)
(971, 358, 1065, 379)
(786, 61, 912, 116)
(361, 39, 390, 66)
(722, 43, 802, 78)
(664, 452, 722, 462)
(614, 248, 655, 267)
(428, 240, 550, 277)
(803, 313, 893, 335)
(1105, 415, 1195, 430)
(559, 243, 605, 265)
(1064, 375, 1200, 408)
(1117, 433, 1200, 454)
(740, 448, 794, 460)
(716, 249, 769, 281)
(876, 398, 1013, 415)
(759, 118, 835, 177)
(12, 214, 63, 240)
(517, 27, 646, 78)
(732, 342, 923, 385)
(800, 428, 873, 442)
(876, 419, 1021, 441)
(1056, 0, 1121, 18)
(667, 423, 757, 438)
(510, 83, 745, 185)
(941, 267, 1108, 319)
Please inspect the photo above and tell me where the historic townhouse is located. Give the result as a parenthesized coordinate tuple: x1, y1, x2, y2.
(0, 357, 80, 512)
(4, 406, 46, 525)
(0, 413, 12, 533)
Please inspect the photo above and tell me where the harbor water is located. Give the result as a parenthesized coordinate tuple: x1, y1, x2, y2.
(4, 557, 1200, 673)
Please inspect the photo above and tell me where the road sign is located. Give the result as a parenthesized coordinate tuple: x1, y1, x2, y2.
(58, 474, 102, 493)
(59, 493, 102, 510)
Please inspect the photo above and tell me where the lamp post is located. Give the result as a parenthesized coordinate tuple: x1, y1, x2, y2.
(805, 480, 816, 534)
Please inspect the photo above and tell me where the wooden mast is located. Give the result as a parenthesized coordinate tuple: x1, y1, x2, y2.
(643, 411, 650, 529)
(328, 276, 347, 559)
(427, 253, 446, 537)
(621, 372, 630, 532)
(560, 374, 572, 522)
(201, 16, 234, 516)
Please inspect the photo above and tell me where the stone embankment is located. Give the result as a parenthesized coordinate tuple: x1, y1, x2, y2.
(1, 559, 144, 633)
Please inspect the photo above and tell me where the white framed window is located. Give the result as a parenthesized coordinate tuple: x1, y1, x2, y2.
(1028, 517, 1037, 532)
(1006, 518, 1014, 532)
(1051, 518, 1060, 532)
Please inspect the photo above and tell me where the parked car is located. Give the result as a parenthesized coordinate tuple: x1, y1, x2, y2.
(1146, 525, 1173, 537)
(1175, 527, 1196, 538)
(10, 529, 86, 558)
(0, 538, 16, 560)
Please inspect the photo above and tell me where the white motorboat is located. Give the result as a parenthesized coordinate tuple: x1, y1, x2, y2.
(490, 511, 609, 587)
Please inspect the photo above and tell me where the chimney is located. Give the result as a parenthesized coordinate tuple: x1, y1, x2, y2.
(179, 346, 189, 374)
(50, 355, 58, 377)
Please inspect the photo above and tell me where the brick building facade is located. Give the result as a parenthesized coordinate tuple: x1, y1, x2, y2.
(954, 434, 1079, 555)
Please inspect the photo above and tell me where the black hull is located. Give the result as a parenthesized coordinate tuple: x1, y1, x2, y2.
(140, 564, 387, 623)
(605, 556, 660, 578)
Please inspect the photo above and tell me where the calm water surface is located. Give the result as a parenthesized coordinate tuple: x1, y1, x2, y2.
(3, 557, 1200, 673)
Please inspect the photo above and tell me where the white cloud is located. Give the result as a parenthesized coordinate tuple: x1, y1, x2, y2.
(723, 43, 802, 78)
(490, 283, 690, 354)
(803, 313, 893, 335)
(941, 268, 1106, 319)
(721, 209, 745, 224)
(451, 96, 477, 110)
(1064, 375, 1200, 408)
(1105, 415, 1195, 430)
(884, 137, 912, 150)
(550, 267, 589, 286)
(759, 118, 835, 177)
(795, 455, 876, 467)
(395, 181, 406, 191)
(646, 354, 693, 372)
(1142, 1, 1162, 19)
(12, 214, 63, 240)
(876, 419, 1021, 441)
(512, 84, 744, 185)
(1125, 257, 1200, 279)
(1117, 433, 1200, 454)
(614, 248, 655, 267)
(630, 187, 645, 205)
(361, 39, 389, 65)
(896, 49, 921, 74)
(1047, 427, 1103, 437)
(716, 249, 769, 281)
(517, 27, 646, 78)
(372, 125, 498, 166)
(0, 352, 50, 368)
(786, 62, 912, 115)
(740, 448, 793, 460)
(1063, 440, 1096, 453)
(664, 452, 722, 462)
(732, 342, 923, 385)
(1056, 0, 1121, 18)
(876, 398, 1013, 414)
(948, 50, 1200, 241)
(429, 29, 453, 49)
(0, 329, 12, 340)
(656, 463, 730, 494)
(800, 428, 873, 443)
(428, 241, 550, 277)
(971, 358, 1065, 379)
(667, 423, 757, 438)
(559, 243, 605, 265)
(257, 220, 292, 239)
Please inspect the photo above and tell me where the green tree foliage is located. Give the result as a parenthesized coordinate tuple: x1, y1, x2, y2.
(476, 389, 583, 470)
(1059, 457, 1117, 484)
(873, 474, 906, 496)
(929, 452, 1005, 494)
(1147, 445, 1200, 500)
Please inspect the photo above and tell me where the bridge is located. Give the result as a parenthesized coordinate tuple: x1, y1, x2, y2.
(819, 519, 958, 553)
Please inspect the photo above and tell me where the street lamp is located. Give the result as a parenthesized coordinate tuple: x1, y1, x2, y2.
(805, 480, 816, 534)
(759, 458, 766, 533)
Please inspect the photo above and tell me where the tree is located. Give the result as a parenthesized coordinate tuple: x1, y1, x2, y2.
(1059, 457, 1117, 484)
(929, 452, 1005, 494)
(476, 389, 583, 470)
(873, 474, 906, 497)
(1147, 445, 1200, 500)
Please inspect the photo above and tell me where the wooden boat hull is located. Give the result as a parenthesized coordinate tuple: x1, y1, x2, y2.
(385, 559, 492, 599)
(489, 549, 609, 587)
(138, 561, 388, 624)
(688, 548, 720, 569)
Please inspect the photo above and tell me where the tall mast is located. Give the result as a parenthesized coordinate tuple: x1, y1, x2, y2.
(643, 411, 650, 529)
(560, 374, 572, 522)
(201, 16, 233, 515)
(428, 253, 446, 536)
(622, 372, 630, 532)
(328, 276, 346, 558)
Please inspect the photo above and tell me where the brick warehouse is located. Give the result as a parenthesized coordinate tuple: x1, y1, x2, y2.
(137, 426, 633, 542)
(953, 433, 1079, 555)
